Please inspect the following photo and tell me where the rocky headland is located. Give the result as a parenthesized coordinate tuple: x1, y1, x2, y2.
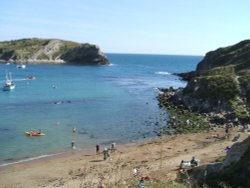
(0, 38, 109, 65)
(158, 40, 250, 129)
(158, 40, 250, 187)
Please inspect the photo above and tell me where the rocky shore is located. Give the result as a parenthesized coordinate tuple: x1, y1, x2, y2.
(157, 40, 250, 135)
(157, 87, 249, 134)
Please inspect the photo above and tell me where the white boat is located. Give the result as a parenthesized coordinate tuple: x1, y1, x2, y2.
(3, 72, 16, 91)
(16, 64, 26, 69)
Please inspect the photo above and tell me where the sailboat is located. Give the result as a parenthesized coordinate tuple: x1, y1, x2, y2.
(3, 72, 16, 91)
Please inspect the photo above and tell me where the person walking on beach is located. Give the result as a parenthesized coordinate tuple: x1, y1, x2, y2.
(103, 148, 108, 160)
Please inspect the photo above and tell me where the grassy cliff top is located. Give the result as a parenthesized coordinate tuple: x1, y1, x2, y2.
(197, 40, 250, 74)
(0, 38, 79, 49)
(0, 38, 78, 53)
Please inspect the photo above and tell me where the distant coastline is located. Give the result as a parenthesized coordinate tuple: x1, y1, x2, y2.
(0, 38, 110, 65)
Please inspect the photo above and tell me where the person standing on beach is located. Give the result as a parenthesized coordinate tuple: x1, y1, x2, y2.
(107, 148, 111, 158)
(71, 140, 76, 149)
(96, 144, 100, 154)
(225, 124, 231, 139)
(225, 124, 229, 134)
(111, 141, 116, 152)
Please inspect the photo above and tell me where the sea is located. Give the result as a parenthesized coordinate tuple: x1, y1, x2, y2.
(0, 54, 202, 167)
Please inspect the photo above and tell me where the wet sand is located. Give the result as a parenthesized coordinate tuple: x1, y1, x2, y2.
(0, 127, 248, 187)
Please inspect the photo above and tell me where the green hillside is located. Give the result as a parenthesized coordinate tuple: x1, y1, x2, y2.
(182, 40, 250, 122)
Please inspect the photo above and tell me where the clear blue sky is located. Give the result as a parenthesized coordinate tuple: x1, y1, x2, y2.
(0, 0, 249, 55)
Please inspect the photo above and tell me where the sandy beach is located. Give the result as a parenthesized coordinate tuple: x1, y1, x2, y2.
(0, 127, 248, 188)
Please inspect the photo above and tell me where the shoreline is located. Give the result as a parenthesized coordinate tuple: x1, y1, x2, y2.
(0, 152, 68, 169)
(0, 137, 144, 169)
(0, 127, 248, 187)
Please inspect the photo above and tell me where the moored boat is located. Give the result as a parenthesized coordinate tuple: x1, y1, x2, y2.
(16, 64, 26, 69)
(2, 72, 16, 91)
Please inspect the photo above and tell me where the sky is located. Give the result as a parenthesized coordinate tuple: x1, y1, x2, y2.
(0, 0, 250, 55)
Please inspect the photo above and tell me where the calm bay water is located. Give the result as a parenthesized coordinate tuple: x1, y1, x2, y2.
(0, 54, 202, 165)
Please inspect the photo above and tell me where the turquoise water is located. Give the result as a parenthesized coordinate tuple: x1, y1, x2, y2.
(0, 54, 202, 165)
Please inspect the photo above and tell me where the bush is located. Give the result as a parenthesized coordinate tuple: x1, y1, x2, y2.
(184, 75, 240, 103)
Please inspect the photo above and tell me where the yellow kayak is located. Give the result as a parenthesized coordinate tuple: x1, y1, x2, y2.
(25, 131, 45, 136)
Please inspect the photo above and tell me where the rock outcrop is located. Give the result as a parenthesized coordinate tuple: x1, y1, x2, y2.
(60, 44, 108, 65)
(159, 40, 250, 124)
(0, 38, 109, 65)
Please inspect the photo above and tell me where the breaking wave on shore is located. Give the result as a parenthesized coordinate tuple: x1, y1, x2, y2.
(155, 71, 171, 75)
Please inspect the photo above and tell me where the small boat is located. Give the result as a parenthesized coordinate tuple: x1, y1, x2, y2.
(26, 75, 36, 80)
(25, 131, 45, 136)
(3, 72, 16, 91)
(16, 64, 26, 69)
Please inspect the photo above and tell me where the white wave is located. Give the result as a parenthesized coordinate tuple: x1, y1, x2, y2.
(0, 152, 65, 167)
(107, 63, 115, 66)
(155, 71, 171, 75)
(0, 78, 26, 83)
(13, 78, 27, 81)
(153, 87, 164, 94)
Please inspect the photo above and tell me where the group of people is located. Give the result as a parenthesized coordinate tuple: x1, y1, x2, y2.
(96, 141, 117, 160)
(179, 156, 200, 169)
(70, 127, 117, 158)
